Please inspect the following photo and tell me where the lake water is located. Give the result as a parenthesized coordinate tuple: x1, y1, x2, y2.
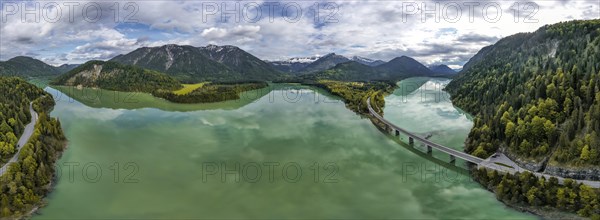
(34, 78, 534, 219)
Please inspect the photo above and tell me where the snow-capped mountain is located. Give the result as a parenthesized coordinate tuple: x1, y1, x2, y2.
(351, 56, 385, 66)
(268, 54, 385, 73)
(268, 56, 322, 73)
(286, 56, 322, 63)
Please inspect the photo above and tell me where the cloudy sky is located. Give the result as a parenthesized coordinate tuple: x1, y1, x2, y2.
(0, 0, 598, 68)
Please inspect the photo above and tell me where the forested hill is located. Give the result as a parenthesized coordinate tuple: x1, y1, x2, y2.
(446, 19, 600, 176)
(0, 56, 61, 77)
(0, 76, 67, 218)
(52, 61, 182, 93)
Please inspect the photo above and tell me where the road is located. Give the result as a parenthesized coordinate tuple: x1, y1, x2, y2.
(0, 103, 38, 176)
(366, 97, 600, 188)
(479, 153, 600, 188)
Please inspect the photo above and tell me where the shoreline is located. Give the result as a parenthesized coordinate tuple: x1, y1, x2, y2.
(19, 139, 68, 220)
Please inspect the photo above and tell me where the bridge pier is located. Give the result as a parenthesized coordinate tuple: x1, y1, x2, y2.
(395, 130, 400, 136)
(427, 145, 432, 154)
(409, 137, 414, 145)
(450, 155, 455, 164)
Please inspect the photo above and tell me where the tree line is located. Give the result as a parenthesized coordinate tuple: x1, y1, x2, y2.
(152, 82, 269, 103)
(0, 76, 67, 218)
(473, 168, 600, 219)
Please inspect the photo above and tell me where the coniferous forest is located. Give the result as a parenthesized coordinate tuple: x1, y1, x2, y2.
(0, 77, 67, 218)
(445, 18, 600, 219)
(446, 20, 600, 170)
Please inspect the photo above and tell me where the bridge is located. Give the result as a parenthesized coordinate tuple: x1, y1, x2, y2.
(366, 97, 600, 188)
(367, 97, 483, 164)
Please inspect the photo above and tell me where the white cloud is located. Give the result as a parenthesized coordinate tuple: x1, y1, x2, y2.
(201, 27, 228, 39)
(0, 0, 598, 66)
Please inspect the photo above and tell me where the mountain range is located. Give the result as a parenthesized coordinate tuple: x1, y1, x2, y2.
(303, 55, 440, 81)
(351, 56, 386, 67)
(269, 54, 385, 73)
(2, 44, 455, 83)
(299, 53, 351, 73)
(268, 56, 321, 73)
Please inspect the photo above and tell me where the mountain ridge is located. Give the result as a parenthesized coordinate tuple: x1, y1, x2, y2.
(300, 53, 351, 73)
(429, 64, 457, 75)
(301, 55, 440, 81)
(110, 44, 284, 83)
(110, 44, 235, 83)
(374, 56, 435, 77)
(0, 56, 62, 77)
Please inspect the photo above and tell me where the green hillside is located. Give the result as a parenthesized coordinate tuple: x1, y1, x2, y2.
(52, 61, 182, 93)
(446, 20, 600, 171)
(0, 56, 61, 77)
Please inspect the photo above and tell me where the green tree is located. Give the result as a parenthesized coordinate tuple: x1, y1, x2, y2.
(526, 186, 539, 205)
(580, 145, 591, 161)
(505, 121, 516, 138)
(0, 141, 15, 156)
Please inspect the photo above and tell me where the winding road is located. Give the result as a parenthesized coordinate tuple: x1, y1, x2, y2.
(0, 103, 38, 176)
(367, 97, 600, 188)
